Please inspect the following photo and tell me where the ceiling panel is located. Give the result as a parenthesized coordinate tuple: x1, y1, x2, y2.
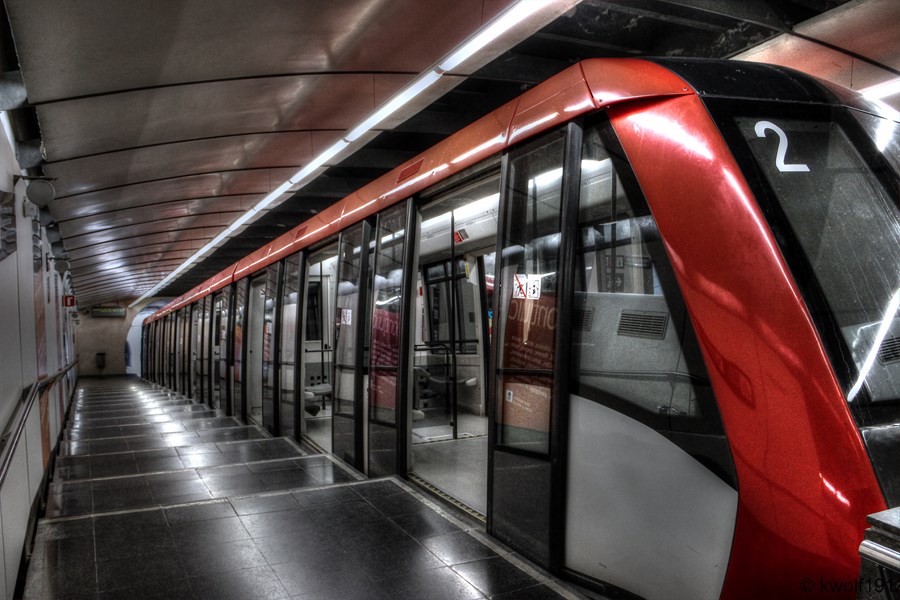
(44, 132, 316, 198)
(3, 0, 891, 309)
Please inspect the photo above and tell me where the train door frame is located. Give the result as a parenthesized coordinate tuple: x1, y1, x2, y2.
(299, 237, 340, 452)
(279, 252, 304, 440)
(486, 121, 582, 569)
(331, 219, 374, 472)
(245, 274, 267, 428)
(208, 292, 223, 410)
(366, 199, 415, 477)
(407, 163, 500, 514)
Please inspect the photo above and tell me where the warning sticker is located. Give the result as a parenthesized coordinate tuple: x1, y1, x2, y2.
(512, 274, 541, 300)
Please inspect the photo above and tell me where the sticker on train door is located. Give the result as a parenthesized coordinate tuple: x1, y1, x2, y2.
(513, 274, 541, 300)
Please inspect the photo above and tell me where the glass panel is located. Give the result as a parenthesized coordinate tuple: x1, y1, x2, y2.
(571, 125, 722, 436)
(369, 203, 408, 476)
(217, 287, 231, 413)
(736, 116, 900, 404)
(412, 174, 499, 514)
(302, 242, 339, 452)
(246, 277, 267, 427)
(233, 278, 248, 418)
(210, 295, 224, 409)
(191, 304, 201, 399)
(199, 297, 211, 405)
(333, 224, 366, 465)
(280, 254, 301, 439)
(496, 130, 565, 454)
(262, 265, 280, 434)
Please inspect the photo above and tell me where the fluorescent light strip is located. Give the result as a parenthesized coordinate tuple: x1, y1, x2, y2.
(438, 0, 547, 72)
(130, 0, 551, 308)
(345, 71, 442, 142)
(860, 78, 900, 101)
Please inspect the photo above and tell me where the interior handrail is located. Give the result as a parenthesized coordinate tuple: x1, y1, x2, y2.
(0, 360, 77, 488)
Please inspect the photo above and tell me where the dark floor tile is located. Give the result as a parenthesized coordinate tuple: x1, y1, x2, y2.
(170, 515, 251, 550)
(55, 463, 92, 479)
(363, 488, 429, 518)
(375, 565, 485, 600)
(240, 508, 308, 539)
(292, 485, 359, 507)
(422, 531, 499, 566)
(180, 452, 238, 469)
(176, 442, 221, 455)
(24, 560, 98, 599)
(246, 459, 302, 474)
(178, 538, 268, 577)
(135, 456, 186, 473)
(231, 493, 300, 516)
(490, 583, 568, 600)
(34, 518, 94, 542)
(349, 479, 404, 499)
(452, 557, 540, 597)
(272, 558, 380, 600)
(92, 486, 156, 513)
(354, 539, 445, 582)
(97, 577, 196, 600)
(45, 490, 93, 518)
(29, 535, 96, 573)
(94, 508, 167, 533)
(258, 468, 319, 489)
(391, 509, 461, 540)
(97, 551, 187, 593)
(189, 565, 288, 600)
(94, 524, 175, 562)
(165, 500, 236, 524)
(150, 478, 211, 503)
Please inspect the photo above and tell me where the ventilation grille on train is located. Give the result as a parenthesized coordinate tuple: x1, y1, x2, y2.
(572, 307, 594, 331)
(879, 337, 900, 365)
(617, 310, 668, 340)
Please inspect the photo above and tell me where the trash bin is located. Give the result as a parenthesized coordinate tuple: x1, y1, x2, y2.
(96, 352, 106, 369)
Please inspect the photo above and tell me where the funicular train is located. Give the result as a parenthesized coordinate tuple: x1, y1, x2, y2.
(144, 58, 900, 599)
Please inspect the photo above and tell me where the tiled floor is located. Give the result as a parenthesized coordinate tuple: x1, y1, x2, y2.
(23, 377, 585, 599)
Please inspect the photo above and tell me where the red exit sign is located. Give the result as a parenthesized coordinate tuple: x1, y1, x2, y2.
(63, 295, 76, 307)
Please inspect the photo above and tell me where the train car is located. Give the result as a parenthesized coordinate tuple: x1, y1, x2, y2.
(143, 57, 900, 599)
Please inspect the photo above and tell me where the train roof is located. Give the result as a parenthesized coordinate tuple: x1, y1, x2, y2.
(145, 57, 875, 323)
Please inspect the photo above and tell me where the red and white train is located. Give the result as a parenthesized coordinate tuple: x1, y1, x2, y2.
(144, 58, 900, 599)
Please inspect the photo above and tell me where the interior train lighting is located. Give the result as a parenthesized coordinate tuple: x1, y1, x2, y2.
(130, 0, 559, 308)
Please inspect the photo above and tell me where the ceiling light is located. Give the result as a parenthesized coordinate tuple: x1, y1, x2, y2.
(860, 78, 900, 101)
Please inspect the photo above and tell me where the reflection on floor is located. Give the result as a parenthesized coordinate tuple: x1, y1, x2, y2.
(24, 377, 582, 600)
(412, 412, 488, 516)
(304, 401, 332, 451)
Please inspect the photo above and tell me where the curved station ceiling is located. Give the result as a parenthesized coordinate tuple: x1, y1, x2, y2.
(1, 0, 897, 308)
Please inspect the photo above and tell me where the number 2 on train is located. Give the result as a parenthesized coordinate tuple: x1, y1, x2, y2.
(754, 121, 810, 172)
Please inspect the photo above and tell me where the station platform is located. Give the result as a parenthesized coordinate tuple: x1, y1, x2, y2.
(23, 377, 584, 599)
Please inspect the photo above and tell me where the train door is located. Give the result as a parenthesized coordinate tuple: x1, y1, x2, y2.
(367, 201, 413, 477)
(300, 242, 338, 451)
(280, 254, 302, 439)
(410, 174, 499, 515)
(191, 302, 203, 399)
(232, 279, 248, 419)
(199, 297, 211, 405)
(246, 276, 266, 427)
(210, 293, 224, 409)
(261, 265, 280, 434)
(332, 222, 373, 470)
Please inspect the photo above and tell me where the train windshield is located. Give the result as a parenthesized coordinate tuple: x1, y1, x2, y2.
(728, 106, 900, 408)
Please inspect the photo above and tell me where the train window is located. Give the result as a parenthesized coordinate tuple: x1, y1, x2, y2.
(735, 115, 900, 405)
(496, 128, 566, 454)
(570, 123, 723, 436)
